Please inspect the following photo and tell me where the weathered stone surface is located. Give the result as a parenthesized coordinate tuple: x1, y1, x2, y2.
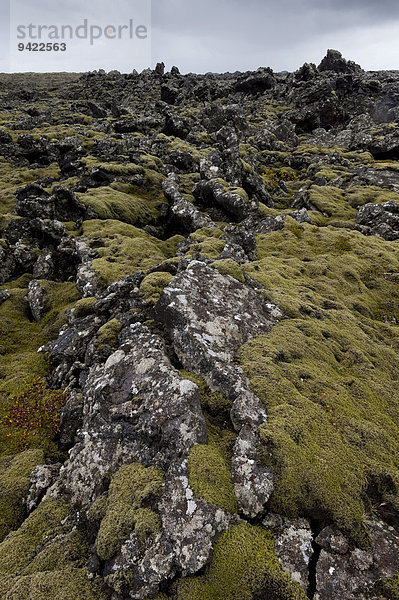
(112, 462, 232, 599)
(193, 179, 252, 221)
(356, 200, 399, 240)
(315, 519, 399, 600)
(27, 279, 48, 321)
(232, 424, 274, 518)
(263, 513, 313, 591)
(16, 184, 89, 221)
(43, 318, 238, 598)
(0, 290, 10, 305)
(46, 322, 207, 506)
(351, 168, 399, 193)
(155, 261, 282, 516)
(26, 463, 61, 512)
(316, 526, 349, 555)
(162, 174, 215, 233)
(59, 390, 84, 446)
(234, 68, 275, 93)
(155, 260, 281, 396)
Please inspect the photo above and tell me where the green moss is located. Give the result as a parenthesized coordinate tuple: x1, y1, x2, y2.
(215, 178, 249, 205)
(308, 184, 399, 228)
(251, 223, 399, 319)
(87, 495, 108, 524)
(190, 227, 224, 242)
(188, 444, 237, 513)
(0, 568, 106, 600)
(308, 185, 356, 221)
(79, 218, 148, 240)
(333, 235, 352, 253)
(374, 575, 399, 599)
(177, 522, 306, 600)
(211, 259, 245, 283)
(81, 156, 143, 176)
(96, 318, 121, 349)
(237, 224, 399, 542)
(167, 138, 202, 162)
(285, 218, 304, 239)
(32, 280, 81, 338)
(96, 462, 163, 561)
(140, 272, 174, 303)
(79, 219, 177, 288)
(24, 530, 88, 575)
(139, 153, 164, 171)
(315, 167, 346, 181)
(77, 185, 164, 227)
(74, 297, 97, 318)
(133, 507, 162, 544)
(241, 159, 254, 174)
(0, 277, 78, 454)
(373, 160, 399, 172)
(0, 278, 79, 416)
(177, 173, 201, 197)
(0, 449, 44, 541)
(345, 186, 399, 208)
(0, 498, 70, 575)
(185, 228, 226, 260)
(180, 371, 237, 518)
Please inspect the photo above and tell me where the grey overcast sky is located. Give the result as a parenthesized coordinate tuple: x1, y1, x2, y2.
(0, 0, 398, 73)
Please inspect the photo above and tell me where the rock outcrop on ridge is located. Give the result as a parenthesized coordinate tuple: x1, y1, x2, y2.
(0, 50, 399, 600)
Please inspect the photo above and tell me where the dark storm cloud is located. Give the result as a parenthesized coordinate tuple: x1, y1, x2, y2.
(1, 0, 398, 73)
(151, 0, 399, 73)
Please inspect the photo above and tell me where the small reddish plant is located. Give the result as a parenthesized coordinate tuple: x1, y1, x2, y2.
(4, 377, 69, 450)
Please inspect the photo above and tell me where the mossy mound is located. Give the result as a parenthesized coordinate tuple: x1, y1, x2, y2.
(176, 522, 306, 600)
(307, 184, 399, 228)
(1, 568, 106, 600)
(0, 498, 104, 599)
(0, 276, 80, 399)
(238, 222, 399, 543)
(185, 227, 226, 260)
(252, 221, 399, 320)
(211, 259, 245, 283)
(345, 185, 399, 208)
(0, 283, 47, 384)
(96, 318, 121, 349)
(95, 462, 164, 561)
(79, 219, 180, 288)
(81, 157, 144, 176)
(31, 280, 81, 336)
(2, 378, 68, 463)
(73, 296, 97, 318)
(140, 272, 175, 303)
(77, 184, 165, 227)
(308, 185, 352, 220)
(0, 449, 44, 541)
(188, 444, 238, 514)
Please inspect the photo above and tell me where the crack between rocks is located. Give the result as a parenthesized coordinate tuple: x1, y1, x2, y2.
(307, 521, 322, 599)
